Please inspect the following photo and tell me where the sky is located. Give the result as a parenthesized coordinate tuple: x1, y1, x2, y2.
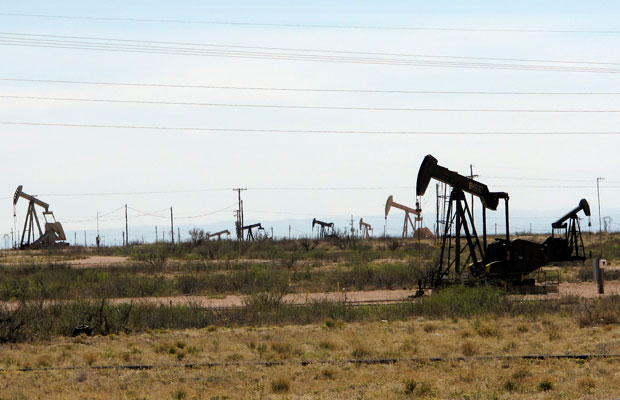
(1, 1, 620, 245)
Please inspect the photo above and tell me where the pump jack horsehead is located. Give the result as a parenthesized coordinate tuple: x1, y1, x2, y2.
(384, 195, 422, 238)
(13, 185, 67, 249)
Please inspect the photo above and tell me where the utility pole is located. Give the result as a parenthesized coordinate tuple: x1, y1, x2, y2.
(178, 228, 180, 243)
(435, 183, 440, 238)
(155, 226, 158, 243)
(469, 165, 478, 226)
(233, 188, 247, 241)
(74, 231, 77, 246)
(350, 215, 355, 238)
(170, 207, 174, 244)
(124, 204, 128, 246)
(96, 211, 100, 247)
(288, 225, 291, 240)
(597, 177, 604, 235)
(597, 177, 604, 257)
(84, 230, 87, 247)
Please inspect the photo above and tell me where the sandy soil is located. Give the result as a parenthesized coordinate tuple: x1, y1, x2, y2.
(559, 281, 620, 298)
(109, 289, 414, 309)
(67, 256, 128, 267)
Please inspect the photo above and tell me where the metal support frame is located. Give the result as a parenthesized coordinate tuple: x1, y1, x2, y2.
(435, 188, 485, 286)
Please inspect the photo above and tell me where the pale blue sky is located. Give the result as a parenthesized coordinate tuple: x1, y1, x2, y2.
(1, 1, 620, 243)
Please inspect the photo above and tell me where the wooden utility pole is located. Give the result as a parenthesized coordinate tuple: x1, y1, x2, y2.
(155, 226, 158, 243)
(170, 207, 174, 244)
(124, 204, 128, 246)
(177, 228, 180, 243)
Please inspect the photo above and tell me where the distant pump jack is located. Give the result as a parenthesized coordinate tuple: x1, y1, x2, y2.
(312, 218, 335, 239)
(384, 195, 422, 238)
(13, 185, 67, 249)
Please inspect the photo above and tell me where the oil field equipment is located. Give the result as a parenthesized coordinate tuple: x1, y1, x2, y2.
(207, 229, 231, 240)
(384, 195, 422, 238)
(242, 223, 264, 241)
(359, 218, 373, 239)
(416, 154, 581, 287)
(13, 185, 67, 249)
(543, 199, 591, 261)
(312, 218, 335, 239)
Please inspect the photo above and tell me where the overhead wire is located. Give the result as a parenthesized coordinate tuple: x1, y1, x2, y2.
(2, 32, 620, 66)
(1, 13, 620, 34)
(3, 94, 620, 113)
(3, 78, 620, 96)
(2, 122, 620, 136)
(0, 33, 619, 73)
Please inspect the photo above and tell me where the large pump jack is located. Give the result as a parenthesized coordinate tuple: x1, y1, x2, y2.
(13, 185, 67, 249)
(416, 155, 587, 287)
(312, 218, 335, 238)
(416, 155, 509, 284)
(384, 195, 422, 238)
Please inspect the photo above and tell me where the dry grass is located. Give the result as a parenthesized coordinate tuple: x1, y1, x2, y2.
(1, 316, 620, 398)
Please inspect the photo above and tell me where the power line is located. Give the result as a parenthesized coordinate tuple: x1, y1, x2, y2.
(4, 95, 620, 113)
(480, 175, 594, 183)
(1, 13, 619, 35)
(1, 33, 619, 73)
(2, 122, 620, 136)
(0, 32, 620, 65)
(2, 32, 619, 66)
(3, 77, 620, 95)
(32, 186, 416, 198)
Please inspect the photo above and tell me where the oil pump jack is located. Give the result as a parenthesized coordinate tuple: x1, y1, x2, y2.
(13, 185, 67, 249)
(384, 195, 422, 238)
(417, 155, 556, 286)
(242, 223, 264, 241)
(417, 155, 590, 287)
(312, 218, 335, 239)
(543, 199, 590, 261)
(207, 229, 230, 240)
(359, 218, 373, 239)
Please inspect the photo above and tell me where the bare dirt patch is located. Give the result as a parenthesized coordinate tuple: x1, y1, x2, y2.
(67, 256, 128, 267)
(110, 289, 414, 309)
